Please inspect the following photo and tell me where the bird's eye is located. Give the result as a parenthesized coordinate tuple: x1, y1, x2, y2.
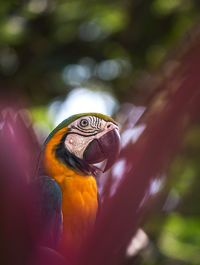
(79, 119, 89, 127)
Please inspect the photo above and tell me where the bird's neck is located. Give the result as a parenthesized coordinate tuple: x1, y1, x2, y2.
(42, 127, 95, 179)
(42, 127, 80, 178)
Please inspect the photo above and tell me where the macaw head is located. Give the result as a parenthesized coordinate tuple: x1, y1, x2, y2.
(43, 113, 120, 177)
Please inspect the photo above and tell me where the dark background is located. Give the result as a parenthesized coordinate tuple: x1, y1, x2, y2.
(0, 1, 200, 264)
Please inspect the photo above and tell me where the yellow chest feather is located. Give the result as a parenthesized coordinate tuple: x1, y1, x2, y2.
(54, 174, 98, 249)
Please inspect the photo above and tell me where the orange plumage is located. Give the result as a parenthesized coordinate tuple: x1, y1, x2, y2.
(43, 126, 98, 251)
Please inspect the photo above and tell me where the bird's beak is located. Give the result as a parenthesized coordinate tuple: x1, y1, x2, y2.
(83, 129, 121, 173)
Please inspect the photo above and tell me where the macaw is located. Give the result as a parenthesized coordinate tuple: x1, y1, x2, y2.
(33, 113, 120, 252)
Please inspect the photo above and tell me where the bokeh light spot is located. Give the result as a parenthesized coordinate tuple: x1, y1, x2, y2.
(79, 21, 103, 41)
(62, 64, 91, 86)
(96, 59, 121, 81)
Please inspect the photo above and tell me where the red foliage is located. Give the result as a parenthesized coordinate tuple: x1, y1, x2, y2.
(0, 110, 65, 265)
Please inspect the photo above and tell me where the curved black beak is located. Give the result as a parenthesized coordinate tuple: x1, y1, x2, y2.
(83, 129, 120, 173)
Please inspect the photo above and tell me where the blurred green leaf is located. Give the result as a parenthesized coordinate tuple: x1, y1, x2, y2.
(159, 213, 200, 264)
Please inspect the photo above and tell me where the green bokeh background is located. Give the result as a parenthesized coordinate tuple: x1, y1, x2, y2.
(0, 0, 200, 264)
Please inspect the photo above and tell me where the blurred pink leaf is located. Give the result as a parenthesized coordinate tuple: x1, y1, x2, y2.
(77, 42, 200, 265)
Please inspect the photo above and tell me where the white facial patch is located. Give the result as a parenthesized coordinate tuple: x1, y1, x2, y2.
(64, 115, 118, 159)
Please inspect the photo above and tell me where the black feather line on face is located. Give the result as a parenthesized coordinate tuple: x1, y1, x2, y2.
(71, 125, 100, 134)
(55, 133, 98, 176)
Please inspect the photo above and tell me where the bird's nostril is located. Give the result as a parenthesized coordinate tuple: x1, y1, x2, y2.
(107, 124, 111, 129)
